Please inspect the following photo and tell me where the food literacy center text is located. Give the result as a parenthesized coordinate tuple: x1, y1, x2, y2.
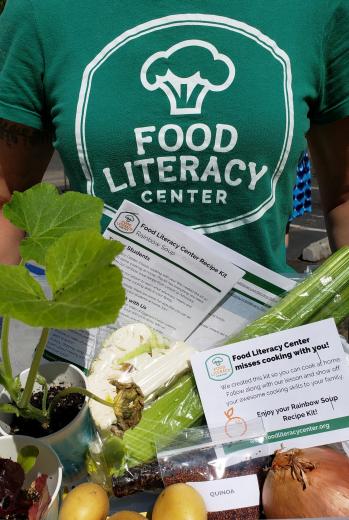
(102, 123, 269, 203)
(231, 337, 331, 370)
(126, 223, 228, 277)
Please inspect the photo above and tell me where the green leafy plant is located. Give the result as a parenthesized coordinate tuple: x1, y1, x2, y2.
(0, 183, 126, 426)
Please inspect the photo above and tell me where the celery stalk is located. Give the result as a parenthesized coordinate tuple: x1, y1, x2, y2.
(309, 283, 349, 326)
(226, 246, 349, 344)
(123, 373, 203, 467)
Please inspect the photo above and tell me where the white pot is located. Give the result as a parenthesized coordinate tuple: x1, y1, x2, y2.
(0, 434, 62, 520)
(0, 362, 95, 483)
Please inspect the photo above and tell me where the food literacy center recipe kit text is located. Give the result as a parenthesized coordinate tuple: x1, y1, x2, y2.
(104, 200, 243, 340)
(191, 318, 349, 449)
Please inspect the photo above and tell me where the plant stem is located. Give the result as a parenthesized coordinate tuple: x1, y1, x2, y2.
(1, 317, 12, 378)
(19, 328, 49, 409)
(41, 378, 49, 414)
(21, 402, 47, 423)
(47, 386, 114, 419)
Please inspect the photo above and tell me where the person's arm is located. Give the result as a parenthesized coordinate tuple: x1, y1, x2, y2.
(0, 118, 54, 264)
(307, 116, 349, 251)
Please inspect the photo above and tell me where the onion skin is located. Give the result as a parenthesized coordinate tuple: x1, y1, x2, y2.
(263, 447, 349, 518)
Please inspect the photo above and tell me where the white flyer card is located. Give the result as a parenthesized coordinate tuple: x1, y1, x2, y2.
(191, 318, 349, 449)
(188, 475, 260, 512)
(104, 200, 244, 340)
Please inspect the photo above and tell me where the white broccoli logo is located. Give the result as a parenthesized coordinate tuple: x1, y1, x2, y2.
(140, 40, 235, 115)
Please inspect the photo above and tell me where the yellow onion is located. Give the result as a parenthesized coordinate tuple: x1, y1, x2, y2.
(262, 447, 349, 518)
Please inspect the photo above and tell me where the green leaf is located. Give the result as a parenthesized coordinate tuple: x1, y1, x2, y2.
(17, 445, 39, 473)
(46, 229, 124, 294)
(0, 230, 125, 328)
(35, 374, 47, 386)
(12, 375, 22, 395)
(42, 230, 125, 328)
(0, 185, 125, 329)
(102, 436, 126, 468)
(0, 265, 46, 320)
(3, 184, 104, 264)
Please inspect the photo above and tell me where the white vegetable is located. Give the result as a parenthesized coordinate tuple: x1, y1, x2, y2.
(126, 341, 195, 397)
(87, 323, 195, 434)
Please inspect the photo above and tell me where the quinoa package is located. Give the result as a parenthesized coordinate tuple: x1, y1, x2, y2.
(157, 421, 271, 520)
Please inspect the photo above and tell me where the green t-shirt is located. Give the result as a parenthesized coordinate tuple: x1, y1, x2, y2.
(0, 0, 348, 273)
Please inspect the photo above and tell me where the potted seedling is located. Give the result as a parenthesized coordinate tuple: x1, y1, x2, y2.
(0, 183, 126, 478)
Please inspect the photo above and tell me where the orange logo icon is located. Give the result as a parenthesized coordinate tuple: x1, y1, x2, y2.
(224, 406, 247, 438)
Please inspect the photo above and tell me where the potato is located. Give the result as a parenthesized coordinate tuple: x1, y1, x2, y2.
(58, 482, 109, 520)
(152, 483, 207, 520)
(108, 513, 145, 519)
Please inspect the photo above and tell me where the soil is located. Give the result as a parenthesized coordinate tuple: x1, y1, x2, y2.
(1, 513, 27, 520)
(10, 385, 84, 437)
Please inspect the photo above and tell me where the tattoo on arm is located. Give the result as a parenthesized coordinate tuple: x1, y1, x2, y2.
(0, 119, 52, 147)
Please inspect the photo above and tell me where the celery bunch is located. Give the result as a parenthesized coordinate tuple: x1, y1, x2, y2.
(226, 246, 349, 344)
